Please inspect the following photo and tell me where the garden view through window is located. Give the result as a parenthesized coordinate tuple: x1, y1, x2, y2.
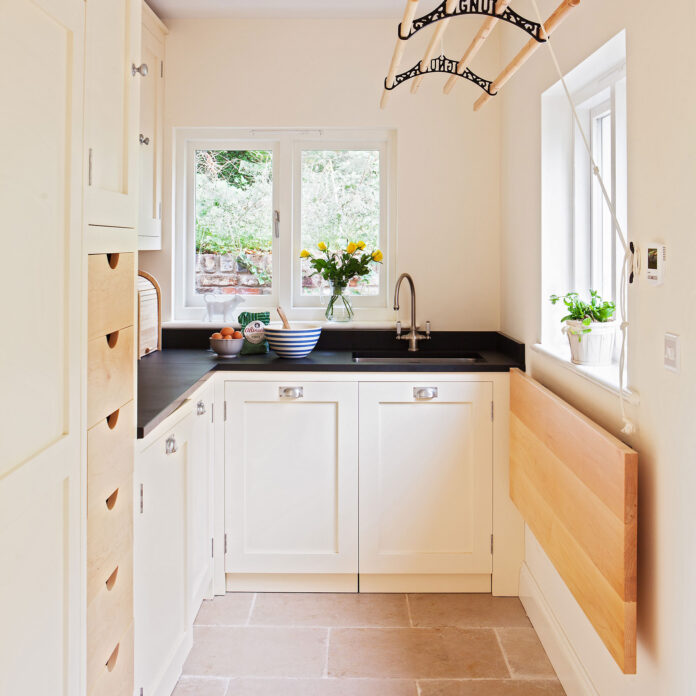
(195, 149, 274, 296)
(178, 129, 392, 319)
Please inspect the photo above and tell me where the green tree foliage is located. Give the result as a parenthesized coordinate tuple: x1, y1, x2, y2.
(195, 149, 274, 256)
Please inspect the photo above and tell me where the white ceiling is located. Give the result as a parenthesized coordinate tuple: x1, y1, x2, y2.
(147, 0, 407, 19)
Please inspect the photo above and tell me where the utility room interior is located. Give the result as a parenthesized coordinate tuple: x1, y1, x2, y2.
(1, 1, 694, 695)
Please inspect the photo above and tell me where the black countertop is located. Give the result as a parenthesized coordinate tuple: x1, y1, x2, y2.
(137, 330, 525, 438)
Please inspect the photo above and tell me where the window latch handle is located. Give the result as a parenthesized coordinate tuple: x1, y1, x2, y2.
(274, 210, 280, 238)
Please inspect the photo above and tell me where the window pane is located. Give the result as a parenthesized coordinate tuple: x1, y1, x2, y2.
(300, 150, 381, 296)
(194, 150, 273, 296)
(600, 113, 614, 301)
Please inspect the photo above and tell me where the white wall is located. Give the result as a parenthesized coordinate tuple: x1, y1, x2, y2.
(140, 17, 504, 329)
(499, 1, 696, 694)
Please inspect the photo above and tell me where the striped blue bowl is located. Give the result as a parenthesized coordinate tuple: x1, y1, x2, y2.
(263, 323, 322, 359)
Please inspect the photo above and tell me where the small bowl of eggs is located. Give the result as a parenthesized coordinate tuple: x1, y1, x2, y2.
(210, 327, 244, 358)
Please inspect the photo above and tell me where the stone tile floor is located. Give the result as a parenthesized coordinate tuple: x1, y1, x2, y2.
(174, 593, 566, 696)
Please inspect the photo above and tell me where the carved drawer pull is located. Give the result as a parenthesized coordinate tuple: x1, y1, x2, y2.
(105, 488, 119, 510)
(105, 643, 120, 672)
(105, 566, 118, 591)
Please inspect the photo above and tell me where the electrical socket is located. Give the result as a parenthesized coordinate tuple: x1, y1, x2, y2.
(664, 333, 680, 372)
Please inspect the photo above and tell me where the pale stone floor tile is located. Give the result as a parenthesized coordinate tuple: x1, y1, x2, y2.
(195, 593, 255, 626)
(408, 594, 532, 629)
(418, 680, 566, 696)
(182, 626, 327, 678)
(328, 627, 509, 679)
(225, 678, 418, 695)
(172, 675, 230, 696)
(250, 592, 410, 627)
(496, 628, 558, 678)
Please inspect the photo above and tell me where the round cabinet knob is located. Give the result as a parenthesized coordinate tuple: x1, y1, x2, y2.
(165, 436, 178, 455)
(196, 400, 206, 416)
(132, 62, 149, 77)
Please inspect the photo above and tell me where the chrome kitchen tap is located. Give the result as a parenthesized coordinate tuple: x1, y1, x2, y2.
(393, 272, 431, 352)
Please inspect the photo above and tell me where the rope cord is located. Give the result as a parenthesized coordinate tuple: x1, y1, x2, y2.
(529, 0, 635, 435)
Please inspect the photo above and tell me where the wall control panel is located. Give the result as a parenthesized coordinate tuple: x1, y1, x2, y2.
(646, 243, 666, 285)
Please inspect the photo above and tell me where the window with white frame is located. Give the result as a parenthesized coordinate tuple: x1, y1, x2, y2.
(541, 32, 627, 360)
(174, 129, 395, 321)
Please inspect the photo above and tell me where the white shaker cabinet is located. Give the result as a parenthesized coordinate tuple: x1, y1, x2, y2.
(134, 408, 193, 696)
(0, 0, 84, 693)
(358, 381, 494, 592)
(138, 2, 167, 250)
(134, 387, 216, 696)
(85, 0, 142, 228)
(224, 381, 359, 591)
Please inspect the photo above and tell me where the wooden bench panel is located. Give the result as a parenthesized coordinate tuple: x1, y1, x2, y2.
(510, 368, 637, 673)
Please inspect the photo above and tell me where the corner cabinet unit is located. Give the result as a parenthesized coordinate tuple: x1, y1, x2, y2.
(138, 2, 167, 250)
(218, 374, 520, 595)
(134, 382, 215, 696)
(85, 0, 142, 229)
(224, 381, 359, 592)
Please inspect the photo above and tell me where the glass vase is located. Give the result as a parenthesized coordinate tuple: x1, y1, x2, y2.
(324, 283, 354, 323)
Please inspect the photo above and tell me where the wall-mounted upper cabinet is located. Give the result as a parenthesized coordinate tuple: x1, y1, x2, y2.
(85, 0, 142, 229)
(138, 3, 167, 250)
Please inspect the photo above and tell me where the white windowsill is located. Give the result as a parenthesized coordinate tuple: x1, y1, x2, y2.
(532, 343, 639, 405)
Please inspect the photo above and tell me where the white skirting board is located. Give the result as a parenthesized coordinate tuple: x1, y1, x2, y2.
(519, 563, 599, 696)
(519, 527, 640, 696)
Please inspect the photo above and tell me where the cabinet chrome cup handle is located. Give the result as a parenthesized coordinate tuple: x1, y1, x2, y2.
(165, 436, 178, 454)
(414, 387, 438, 400)
(132, 62, 149, 77)
(279, 386, 303, 399)
(196, 400, 206, 416)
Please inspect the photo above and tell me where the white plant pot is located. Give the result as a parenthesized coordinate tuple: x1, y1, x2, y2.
(564, 320, 617, 366)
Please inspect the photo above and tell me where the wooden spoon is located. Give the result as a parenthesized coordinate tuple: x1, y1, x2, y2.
(277, 306, 291, 330)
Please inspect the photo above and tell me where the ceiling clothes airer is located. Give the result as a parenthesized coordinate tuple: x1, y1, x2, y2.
(380, 0, 580, 109)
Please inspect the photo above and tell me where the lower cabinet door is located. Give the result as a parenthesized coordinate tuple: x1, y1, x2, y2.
(187, 383, 215, 621)
(359, 381, 494, 579)
(225, 381, 358, 577)
(134, 413, 192, 696)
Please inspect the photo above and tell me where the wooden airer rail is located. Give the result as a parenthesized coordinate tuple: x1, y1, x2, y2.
(509, 369, 637, 674)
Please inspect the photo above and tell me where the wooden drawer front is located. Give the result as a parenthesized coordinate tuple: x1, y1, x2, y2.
(138, 293, 159, 357)
(89, 623, 134, 696)
(87, 552, 133, 692)
(88, 401, 134, 515)
(88, 326, 134, 428)
(88, 253, 135, 340)
(88, 475, 132, 606)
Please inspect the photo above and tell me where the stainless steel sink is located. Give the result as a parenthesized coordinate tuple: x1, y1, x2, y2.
(352, 351, 484, 365)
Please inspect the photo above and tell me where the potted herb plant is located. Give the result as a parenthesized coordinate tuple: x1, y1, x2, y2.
(300, 241, 383, 322)
(549, 290, 617, 366)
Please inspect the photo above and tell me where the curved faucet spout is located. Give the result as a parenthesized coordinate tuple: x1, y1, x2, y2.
(394, 273, 429, 351)
(393, 272, 416, 320)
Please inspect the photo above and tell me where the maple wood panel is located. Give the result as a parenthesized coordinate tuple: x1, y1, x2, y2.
(510, 369, 637, 673)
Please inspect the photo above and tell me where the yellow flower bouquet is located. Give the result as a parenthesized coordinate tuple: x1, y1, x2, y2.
(299, 241, 383, 321)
